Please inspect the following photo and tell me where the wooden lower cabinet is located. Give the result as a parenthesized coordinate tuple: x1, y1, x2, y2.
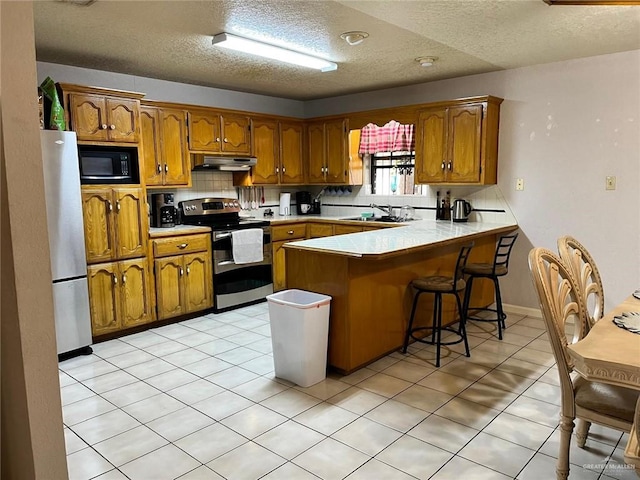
(153, 234, 213, 320)
(87, 258, 154, 336)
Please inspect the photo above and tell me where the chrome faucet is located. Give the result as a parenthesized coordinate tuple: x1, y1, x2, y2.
(370, 203, 393, 216)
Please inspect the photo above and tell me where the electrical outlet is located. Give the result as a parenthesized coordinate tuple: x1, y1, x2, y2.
(605, 176, 616, 190)
(515, 178, 524, 191)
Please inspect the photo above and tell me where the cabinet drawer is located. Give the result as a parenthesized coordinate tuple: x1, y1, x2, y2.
(334, 224, 364, 235)
(307, 223, 334, 238)
(271, 223, 307, 242)
(153, 234, 209, 257)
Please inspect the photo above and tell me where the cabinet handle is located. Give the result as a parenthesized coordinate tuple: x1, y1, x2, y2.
(157, 164, 162, 173)
(101, 124, 108, 130)
(448, 161, 452, 170)
(441, 161, 445, 170)
(177, 243, 188, 249)
(110, 124, 116, 130)
(121, 274, 127, 285)
(112, 273, 118, 285)
(216, 137, 220, 142)
(223, 137, 228, 143)
(107, 200, 113, 212)
(164, 164, 168, 173)
(288, 230, 294, 235)
(276, 167, 279, 174)
(180, 268, 184, 276)
(186, 267, 190, 275)
(282, 167, 286, 173)
(116, 201, 121, 212)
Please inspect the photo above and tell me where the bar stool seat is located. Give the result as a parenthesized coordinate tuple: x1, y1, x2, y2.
(402, 243, 474, 367)
(462, 233, 518, 340)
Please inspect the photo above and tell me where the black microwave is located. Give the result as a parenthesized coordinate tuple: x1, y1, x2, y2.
(78, 145, 139, 184)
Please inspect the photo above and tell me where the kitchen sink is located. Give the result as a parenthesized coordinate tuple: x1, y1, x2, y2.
(339, 215, 412, 223)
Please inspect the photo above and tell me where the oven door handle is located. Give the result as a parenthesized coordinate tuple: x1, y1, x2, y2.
(217, 260, 236, 267)
(215, 233, 232, 240)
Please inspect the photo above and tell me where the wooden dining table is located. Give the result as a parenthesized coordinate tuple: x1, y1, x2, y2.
(567, 294, 640, 472)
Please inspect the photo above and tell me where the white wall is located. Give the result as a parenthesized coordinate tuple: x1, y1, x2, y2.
(37, 61, 305, 117)
(308, 50, 640, 310)
(38, 52, 640, 310)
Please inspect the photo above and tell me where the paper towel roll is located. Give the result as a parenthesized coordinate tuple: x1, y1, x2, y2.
(279, 193, 291, 216)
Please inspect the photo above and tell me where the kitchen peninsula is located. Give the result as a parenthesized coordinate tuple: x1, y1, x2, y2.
(283, 219, 518, 374)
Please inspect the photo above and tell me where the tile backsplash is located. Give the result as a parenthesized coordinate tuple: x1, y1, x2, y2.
(152, 171, 516, 225)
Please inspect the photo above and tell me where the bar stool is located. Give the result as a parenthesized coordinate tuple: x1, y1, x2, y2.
(402, 243, 474, 367)
(462, 233, 519, 340)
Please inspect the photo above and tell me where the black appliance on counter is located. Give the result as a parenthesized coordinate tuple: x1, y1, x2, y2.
(179, 197, 273, 312)
(296, 191, 312, 215)
(152, 193, 177, 228)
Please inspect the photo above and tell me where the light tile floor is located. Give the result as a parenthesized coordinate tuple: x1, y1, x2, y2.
(60, 304, 636, 480)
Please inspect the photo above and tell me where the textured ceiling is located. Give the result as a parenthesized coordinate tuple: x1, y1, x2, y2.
(34, 0, 640, 101)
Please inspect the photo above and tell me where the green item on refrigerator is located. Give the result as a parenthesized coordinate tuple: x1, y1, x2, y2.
(39, 76, 66, 131)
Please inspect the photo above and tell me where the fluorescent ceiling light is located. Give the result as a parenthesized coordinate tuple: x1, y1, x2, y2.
(212, 33, 337, 72)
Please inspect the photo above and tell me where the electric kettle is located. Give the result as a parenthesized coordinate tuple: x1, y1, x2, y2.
(452, 199, 472, 222)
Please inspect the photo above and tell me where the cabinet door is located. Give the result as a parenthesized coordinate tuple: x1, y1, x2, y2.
(70, 93, 109, 142)
(159, 108, 189, 186)
(82, 187, 116, 263)
(119, 258, 154, 328)
(307, 122, 326, 184)
(183, 252, 212, 313)
(447, 105, 483, 184)
(140, 107, 163, 186)
(325, 119, 348, 184)
(114, 187, 147, 259)
(251, 118, 279, 184)
(272, 240, 289, 292)
(415, 108, 447, 184)
(187, 111, 221, 152)
(280, 122, 305, 184)
(87, 263, 120, 336)
(221, 114, 251, 154)
(106, 98, 139, 143)
(155, 256, 185, 320)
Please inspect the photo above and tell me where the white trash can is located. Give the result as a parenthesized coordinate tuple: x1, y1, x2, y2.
(267, 289, 331, 388)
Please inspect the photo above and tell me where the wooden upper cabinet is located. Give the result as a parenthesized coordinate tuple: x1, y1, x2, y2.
(251, 118, 280, 184)
(307, 122, 326, 184)
(68, 93, 139, 143)
(188, 110, 221, 153)
(306, 119, 350, 185)
(221, 113, 251, 154)
(415, 109, 447, 184)
(415, 97, 501, 185)
(141, 105, 189, 187)
(140, 107, 162, 185)
(325, 119, 348, 184)
(187, 109, 251, 155)
(82, 186, 147, 264)
(280, 121, 305, 184)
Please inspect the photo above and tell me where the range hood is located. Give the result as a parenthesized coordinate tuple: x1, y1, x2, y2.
(193, 155, 257, 171)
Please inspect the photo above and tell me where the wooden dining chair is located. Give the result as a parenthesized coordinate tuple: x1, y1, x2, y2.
(557, 235, 605, 331)
(528, 248, 637, 480)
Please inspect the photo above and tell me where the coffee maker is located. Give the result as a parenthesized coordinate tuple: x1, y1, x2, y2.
(152, 193, 176, 228)
(296, 191, 312, 215)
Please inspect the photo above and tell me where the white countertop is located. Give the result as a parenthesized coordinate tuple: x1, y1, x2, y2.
(283, 218, 518, 258)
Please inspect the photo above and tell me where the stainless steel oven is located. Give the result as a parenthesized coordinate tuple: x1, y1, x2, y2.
(179, 197, 273, 312)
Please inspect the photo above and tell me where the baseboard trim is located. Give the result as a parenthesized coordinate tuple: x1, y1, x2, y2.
(503, 303, 542, 319)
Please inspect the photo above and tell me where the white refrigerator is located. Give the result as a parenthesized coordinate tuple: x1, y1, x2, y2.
(41, 130, 93, 356)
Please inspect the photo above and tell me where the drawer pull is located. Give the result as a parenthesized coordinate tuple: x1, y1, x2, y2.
(177, 243, 188, 249)
(288, 230, 294, 235)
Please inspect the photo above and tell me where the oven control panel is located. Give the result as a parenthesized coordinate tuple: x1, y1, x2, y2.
(179, 197, 240, 216)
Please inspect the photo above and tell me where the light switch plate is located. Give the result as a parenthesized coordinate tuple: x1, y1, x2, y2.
(515, 178, 524, 191)
(606, 176, 616, 190)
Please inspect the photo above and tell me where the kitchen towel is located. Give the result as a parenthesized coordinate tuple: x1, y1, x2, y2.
(231, 228, 264, 264)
